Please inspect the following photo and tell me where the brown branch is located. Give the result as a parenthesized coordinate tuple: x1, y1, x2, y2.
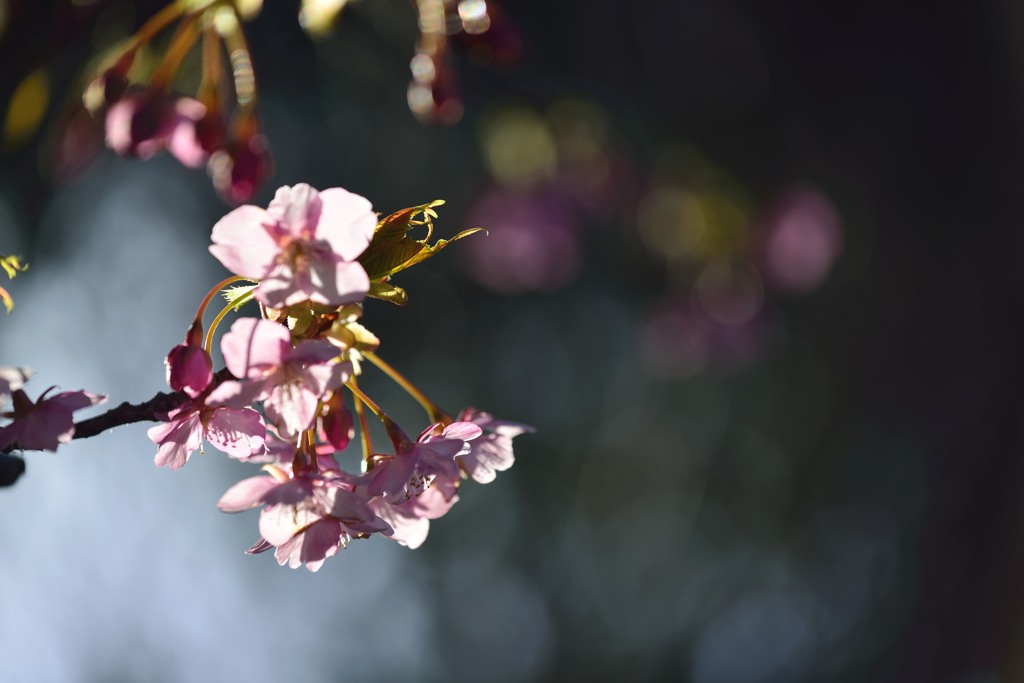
(71, 368, 236, 440)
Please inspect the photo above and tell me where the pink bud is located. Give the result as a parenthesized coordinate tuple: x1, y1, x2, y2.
(210, 133, 272, 204)
(105, 90, 175, 160)
(319, 393, 353, 451)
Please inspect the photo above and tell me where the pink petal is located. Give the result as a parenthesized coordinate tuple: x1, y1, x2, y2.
(264, 382, 319, 436)
(217, 475, 279, 512)
(366, 455, 417, 501)
(371, 498, 431, 549)
(307, 258, 369, 307)
(221, 318, 291, 380)
(205, 406, 266, 458)
(0, 419, 63, 452)
(204, 378, 268, 409)
(458, 434, 516, 483)
(408, 476, 460, 512)
(273, 518, 341, 571)
(46, 390, 106, 412)
(298, 363, 345, 399)
(454, 410, 534, 483)
(148, 412, 203, 469)
(1, 390, 102, 451)
(440, 421, 483, 442)
(315, 188, 376, 261)
(254, 261, 306, 308)
(282, 338, 338, 366)
(259, 501, 321, 546)
(0, 422, 27, 451)
(326, 488, 391, 535)
(209, 205, 279, 279)
(167, 98, 209, 168)
(267, 184, 322, 238)
(25, 407, 76, 448)
(261, 477, 315, 506)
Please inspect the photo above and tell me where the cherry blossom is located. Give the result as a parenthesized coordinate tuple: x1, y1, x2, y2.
(220, 317, 350, 436)
(209, 183, 376, 308)
(367, 421, 481, 503)
(147, 398, 266, 470)
(147, 341, 265, 470)
(368, 474, 459, 549)
(0, 387, 107, 452)
(456, 408, 534, 484)
(218, 468, 392, 571)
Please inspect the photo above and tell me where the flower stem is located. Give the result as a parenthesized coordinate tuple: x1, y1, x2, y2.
(193, 274, 249, 324)
(362, 350, 450, 425)
(305, 427, 318, 472)
(199, 24, 224, 101)
(127, 3, 187, 53)
(203, 299, 235, 352)
(150, 12, 201, 90)
(349, 378, 373, 467)
(346, 379, 408, 451)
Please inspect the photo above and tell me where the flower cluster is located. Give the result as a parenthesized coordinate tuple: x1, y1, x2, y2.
(82, 1, 523, 201)
(149, 183, 530, 571)
(84, 1, 270, 203)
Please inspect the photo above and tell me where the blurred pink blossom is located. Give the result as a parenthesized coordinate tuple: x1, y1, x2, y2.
(0, 387, 106, 452)
(755, 187, 843, 293)
(210, 133, 273, 205)
(461, 188, 581, 293)
(641, 298, 773, 380)
(105, 91, 211, 167)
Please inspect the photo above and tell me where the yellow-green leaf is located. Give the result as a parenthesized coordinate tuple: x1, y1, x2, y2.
(0, 254, 27, 280)
(358, 201, 484, 281)
(367, 280, 408, 306)
(221, 284, 257, 310)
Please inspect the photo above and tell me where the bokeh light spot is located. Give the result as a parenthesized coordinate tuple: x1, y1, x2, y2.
(480, 107, 558, 187)
(4, 68, 49, 150)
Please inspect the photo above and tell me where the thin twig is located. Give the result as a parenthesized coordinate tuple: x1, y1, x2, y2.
(71, 368, 235, 440)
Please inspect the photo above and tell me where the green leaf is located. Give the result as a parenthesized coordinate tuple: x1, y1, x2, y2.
(0, 254, 27, 280)
(358, 201, 485, 281)
(222, 284, 257, 311)
(367, 280, 408, 306)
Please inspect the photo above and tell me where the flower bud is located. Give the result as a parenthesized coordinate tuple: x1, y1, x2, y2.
(83, 51, 136, 116)
(209, 128, 272, 204)
(105, 89, 175, 160)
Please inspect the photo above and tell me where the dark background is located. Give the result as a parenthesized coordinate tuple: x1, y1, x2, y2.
(1, 1, 1023, 681)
